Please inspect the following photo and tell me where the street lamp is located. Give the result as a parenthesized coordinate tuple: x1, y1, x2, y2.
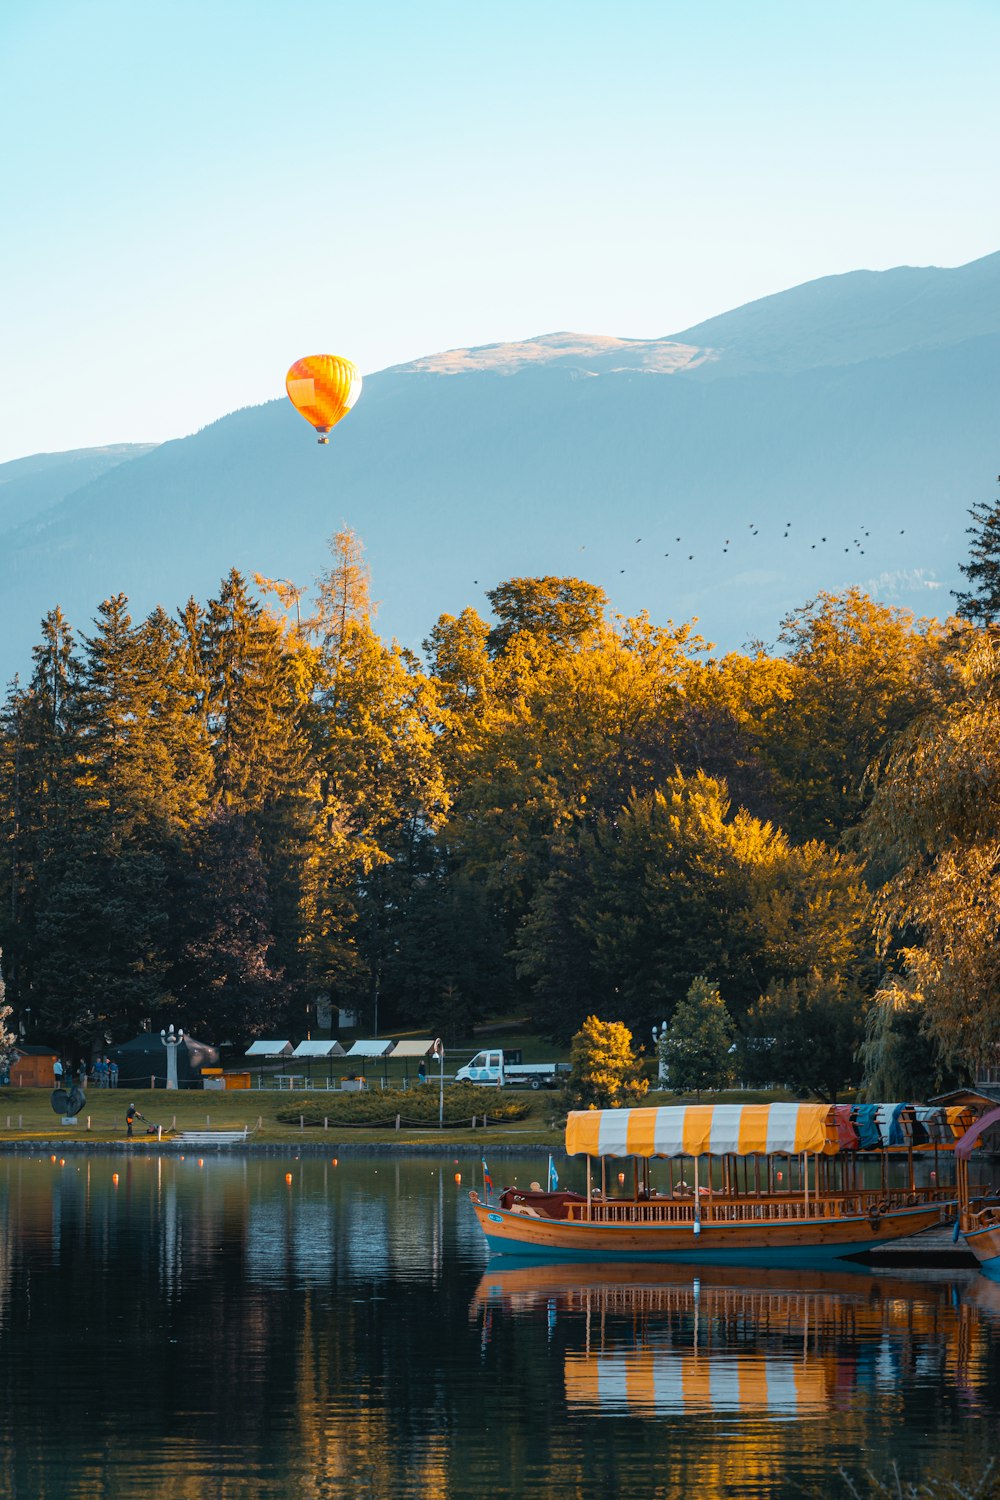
(160, 1024, 184, 1089)
(433, 1038, 445, 1127)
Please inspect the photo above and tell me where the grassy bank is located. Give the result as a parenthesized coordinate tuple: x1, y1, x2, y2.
(0, 1084, 565, 1149)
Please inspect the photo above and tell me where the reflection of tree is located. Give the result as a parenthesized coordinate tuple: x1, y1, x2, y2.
(0, 1158, 998, 1499)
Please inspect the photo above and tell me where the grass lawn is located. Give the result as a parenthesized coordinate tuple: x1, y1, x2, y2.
(0, 1084, 565, 1149)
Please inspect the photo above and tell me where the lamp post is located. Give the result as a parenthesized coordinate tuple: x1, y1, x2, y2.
(433, 1038, 445, 1127)
(160, 1024, 184, 1090)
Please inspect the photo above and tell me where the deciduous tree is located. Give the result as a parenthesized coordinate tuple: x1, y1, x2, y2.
(859, 632, 1000, 1068)
(739, 970, 865, 1101)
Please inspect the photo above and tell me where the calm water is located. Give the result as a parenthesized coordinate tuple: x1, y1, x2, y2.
(1, 1152, 998, 1499)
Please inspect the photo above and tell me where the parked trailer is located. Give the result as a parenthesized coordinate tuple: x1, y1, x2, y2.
(455, 1049, 570, 1090)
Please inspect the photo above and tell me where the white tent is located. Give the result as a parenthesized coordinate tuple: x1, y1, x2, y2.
(245, 1040, 293, 1058)
(389, 1039, 438, 1080)
(344, 1038, 395, 1084)
(290, 1038, 347, 1086)
(389, 1039, 437, 1058)
(346, 1040, 396, 1058)
(292, 1040, 347, 1058)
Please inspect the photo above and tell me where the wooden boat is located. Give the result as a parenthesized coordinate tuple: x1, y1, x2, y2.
(469, 1102, 964, 1265)
(956, 1105, 1000, 1278)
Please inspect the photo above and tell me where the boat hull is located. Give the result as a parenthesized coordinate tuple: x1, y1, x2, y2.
(963, 1218, 1000, 1278)
(472, 1199, 948, 1265)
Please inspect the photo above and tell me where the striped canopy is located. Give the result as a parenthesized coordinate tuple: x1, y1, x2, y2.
(565, 1103, 839, 1159)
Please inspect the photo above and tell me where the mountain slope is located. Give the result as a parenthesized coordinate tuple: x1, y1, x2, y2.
(669, 249, 1000, 375)
(0, 444, 158, 532)
(0, 253, 995, 681)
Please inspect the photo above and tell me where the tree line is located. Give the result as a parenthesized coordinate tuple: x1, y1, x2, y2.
(2, 494, 1000, 1097)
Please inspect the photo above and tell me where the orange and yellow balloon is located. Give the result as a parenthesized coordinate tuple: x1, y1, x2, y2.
(285, 354, 362, 444)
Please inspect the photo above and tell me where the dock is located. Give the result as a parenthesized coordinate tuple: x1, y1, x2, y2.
(858, 1226, 975, 1267)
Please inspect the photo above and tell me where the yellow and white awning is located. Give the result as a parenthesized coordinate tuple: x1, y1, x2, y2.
(565, 1103, 839, 1159)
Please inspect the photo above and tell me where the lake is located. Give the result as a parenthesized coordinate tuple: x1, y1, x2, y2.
(0, 1152, 998, 1499)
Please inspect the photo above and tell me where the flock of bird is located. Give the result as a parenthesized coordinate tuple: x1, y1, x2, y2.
(470, 521, 909, 585)
(603, 520, 907, 573)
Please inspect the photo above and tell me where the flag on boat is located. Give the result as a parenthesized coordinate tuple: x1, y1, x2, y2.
(548, 1154, 559, 1192)
(482, 1159, 494, 1202)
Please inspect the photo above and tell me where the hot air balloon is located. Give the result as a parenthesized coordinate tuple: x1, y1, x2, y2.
(285, 355, 362, 444)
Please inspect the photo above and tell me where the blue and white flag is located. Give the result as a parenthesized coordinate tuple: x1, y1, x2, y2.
(547, 1154, 559, 1192)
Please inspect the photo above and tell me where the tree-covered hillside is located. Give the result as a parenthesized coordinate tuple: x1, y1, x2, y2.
(3, 528, 998, 1098)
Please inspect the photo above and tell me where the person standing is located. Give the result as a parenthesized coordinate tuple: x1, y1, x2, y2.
(53, 1057, 63, 1086)
(125, 1103, 144, 1138)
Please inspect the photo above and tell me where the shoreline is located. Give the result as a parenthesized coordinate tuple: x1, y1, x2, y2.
(0, 1137, 556, 1157)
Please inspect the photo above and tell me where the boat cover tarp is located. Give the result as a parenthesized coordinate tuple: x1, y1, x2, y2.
(954, 1106, 1000, 1160)
(565, 1103, 839, 1159)
(832, 1105, 859, 1149)
(947, 1106, 978, 1139)
(876, 1103, 913, 1147)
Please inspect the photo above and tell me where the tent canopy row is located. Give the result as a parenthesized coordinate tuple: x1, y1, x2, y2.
(243, 1038, 438, 1061)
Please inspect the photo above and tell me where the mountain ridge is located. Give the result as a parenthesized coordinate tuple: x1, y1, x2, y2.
(1, 251, 995, 681)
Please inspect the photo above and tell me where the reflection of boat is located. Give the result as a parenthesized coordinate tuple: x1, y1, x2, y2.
(956, 1107, 1000, 1278)
(470, 1103, 966, 1264)
(470, 1260, 968, 1417)
(471, 1257, 956, 1312)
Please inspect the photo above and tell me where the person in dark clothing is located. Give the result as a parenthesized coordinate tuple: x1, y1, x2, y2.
(126, 1103, 143, 1138)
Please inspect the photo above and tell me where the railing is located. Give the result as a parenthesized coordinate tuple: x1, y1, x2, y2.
(563, 1185, 956, 1226)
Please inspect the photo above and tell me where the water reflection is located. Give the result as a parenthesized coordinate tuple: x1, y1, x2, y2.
(472, 1261, 980, 1418)
(0, 1154, 999, 1500)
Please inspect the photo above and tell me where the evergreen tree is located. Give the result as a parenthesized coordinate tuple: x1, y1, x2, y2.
(170, 809, 286, 1042)
(659, 977, 736, 1099)
(0, 609, 85, 1025)
(954, 480, 1000, 624)
(199, 570, 318, 1000)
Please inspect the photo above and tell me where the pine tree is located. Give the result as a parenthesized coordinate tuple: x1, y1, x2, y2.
(954, 481, 1000, 624)
(658, 977, 736, 1099)
(1, 609, 85, 1027)
(170, 809, 286, 1043)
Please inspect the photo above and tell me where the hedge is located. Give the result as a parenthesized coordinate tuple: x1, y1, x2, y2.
(275, 1083, 531, 1128)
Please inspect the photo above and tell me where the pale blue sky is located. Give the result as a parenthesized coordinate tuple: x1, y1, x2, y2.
(1, 0, 997, 461)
